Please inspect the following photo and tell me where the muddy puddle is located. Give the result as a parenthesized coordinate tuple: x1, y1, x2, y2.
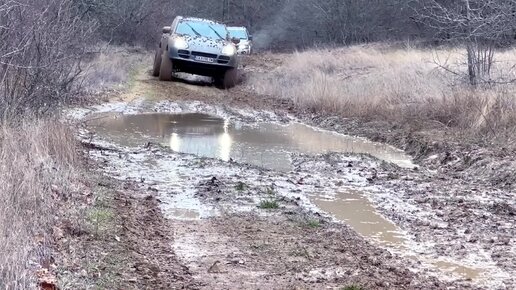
(311, 191, 485, 281)
(312, 191, 406, 249)
(88, 112, 415, 171)
(87, 111, 495, 285)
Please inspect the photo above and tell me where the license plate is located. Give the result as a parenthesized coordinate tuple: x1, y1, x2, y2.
(194, 55, 214, 63)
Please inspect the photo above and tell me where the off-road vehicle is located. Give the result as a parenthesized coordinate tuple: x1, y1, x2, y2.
(153, 16, 240, 88)
(227, 26, 253, 54)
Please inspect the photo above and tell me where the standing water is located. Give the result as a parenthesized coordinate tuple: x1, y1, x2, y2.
(89, 112, 415, 170)
(88, 112, 485, 282)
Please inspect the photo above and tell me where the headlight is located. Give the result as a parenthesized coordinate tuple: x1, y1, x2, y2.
(173, 37, 188, 49)
(221, 44, 236, 56)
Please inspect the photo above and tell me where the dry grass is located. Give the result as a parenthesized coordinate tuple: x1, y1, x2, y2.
(79, 44, 151, 93)
(0, 120, 79, 289)
(250, 45, 516, 144)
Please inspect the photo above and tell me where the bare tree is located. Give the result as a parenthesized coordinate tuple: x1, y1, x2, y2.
(75, 0, 176, 46)
(414, 0, 516, 85)
(0, 0, 96, 120)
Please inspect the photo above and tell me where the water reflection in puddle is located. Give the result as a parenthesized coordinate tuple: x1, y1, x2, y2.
(89, 113, 415, 170)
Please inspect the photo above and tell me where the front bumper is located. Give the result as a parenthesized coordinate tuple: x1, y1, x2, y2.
(237, 45, 252, 54)
(168, 47, 238, 77)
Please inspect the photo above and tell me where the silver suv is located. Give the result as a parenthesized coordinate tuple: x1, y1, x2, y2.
(153, 16, 240, 88)
(228, 26, 253, 54)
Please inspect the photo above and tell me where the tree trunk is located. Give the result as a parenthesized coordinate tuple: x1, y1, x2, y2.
(466, 42, 477, 85)
(464, 0, 477, 85)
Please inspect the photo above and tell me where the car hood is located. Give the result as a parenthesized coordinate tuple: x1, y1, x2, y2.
(183, 35, 227, 54)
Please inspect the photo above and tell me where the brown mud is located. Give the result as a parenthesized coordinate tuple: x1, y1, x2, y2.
(58, 53, 515, 289)
(51, 171, 196, 289)
(84, 143, 458, 290)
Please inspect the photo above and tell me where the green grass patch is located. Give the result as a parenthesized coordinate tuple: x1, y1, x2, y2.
(259, 199, 279, 209)
(87, 197, 114, 238)
(341, 286, 365, 290)
(306, 219, 321, 228)
(235, 181, 247, 191)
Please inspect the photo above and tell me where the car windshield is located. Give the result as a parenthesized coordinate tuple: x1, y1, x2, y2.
(228, 28, 248, 40)
(176, 20, 228, 40)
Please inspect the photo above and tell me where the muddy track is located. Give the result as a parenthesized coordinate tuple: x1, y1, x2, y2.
(83, 144, 455, 290)
(64, 54, 516, 289)
(52, 169, 196, 289)
(112, 181, 196, 289)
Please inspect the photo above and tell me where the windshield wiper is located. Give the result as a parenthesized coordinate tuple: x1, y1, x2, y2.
(185, 23, 202, 37)
(208, 25, 225, 40)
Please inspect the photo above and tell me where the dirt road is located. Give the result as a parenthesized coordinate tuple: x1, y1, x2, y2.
(62, 54, 515, 289)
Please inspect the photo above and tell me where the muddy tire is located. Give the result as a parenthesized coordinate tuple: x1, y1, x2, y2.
(220, 68, 238, 89)
(159, 50, 173, 81)
(152, 48, 162, 77)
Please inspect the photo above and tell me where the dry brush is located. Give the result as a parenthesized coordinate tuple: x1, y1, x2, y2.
(0, 0, 96, 120)
(250, 45, 516, 144)
(0, 120, 80, 289)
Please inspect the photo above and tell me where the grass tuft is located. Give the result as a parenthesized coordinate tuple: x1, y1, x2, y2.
(87, 203, 114, 238)
(80, 44, 149, 93)
(306, 219, 321, 228)
(259, 200, 280, 209)
(235, 181, 247, 191)
(342, 286, 365, 290)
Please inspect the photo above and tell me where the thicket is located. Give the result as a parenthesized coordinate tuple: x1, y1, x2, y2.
(3, 1, 516, 118)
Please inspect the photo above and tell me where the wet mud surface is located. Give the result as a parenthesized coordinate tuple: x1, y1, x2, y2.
(85, 139, 455, 289)
(67, 56, 516, 289)
(50, 173, 196, 289)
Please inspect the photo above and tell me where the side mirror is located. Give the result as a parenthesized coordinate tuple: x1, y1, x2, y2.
(231, 37, 241, 44)
(248, 35, 253, 41)
(162, 26, 171, 34)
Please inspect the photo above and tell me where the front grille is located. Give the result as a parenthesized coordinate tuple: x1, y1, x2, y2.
(217, 55, 230, 64)
(178, 49, 190, 58)
(191, 51, 218, 59)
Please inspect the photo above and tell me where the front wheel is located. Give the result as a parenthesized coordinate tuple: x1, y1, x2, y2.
(159, 50, 173, 81)
(218, 68, 238, 89)
(152, 48, 162, 77)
